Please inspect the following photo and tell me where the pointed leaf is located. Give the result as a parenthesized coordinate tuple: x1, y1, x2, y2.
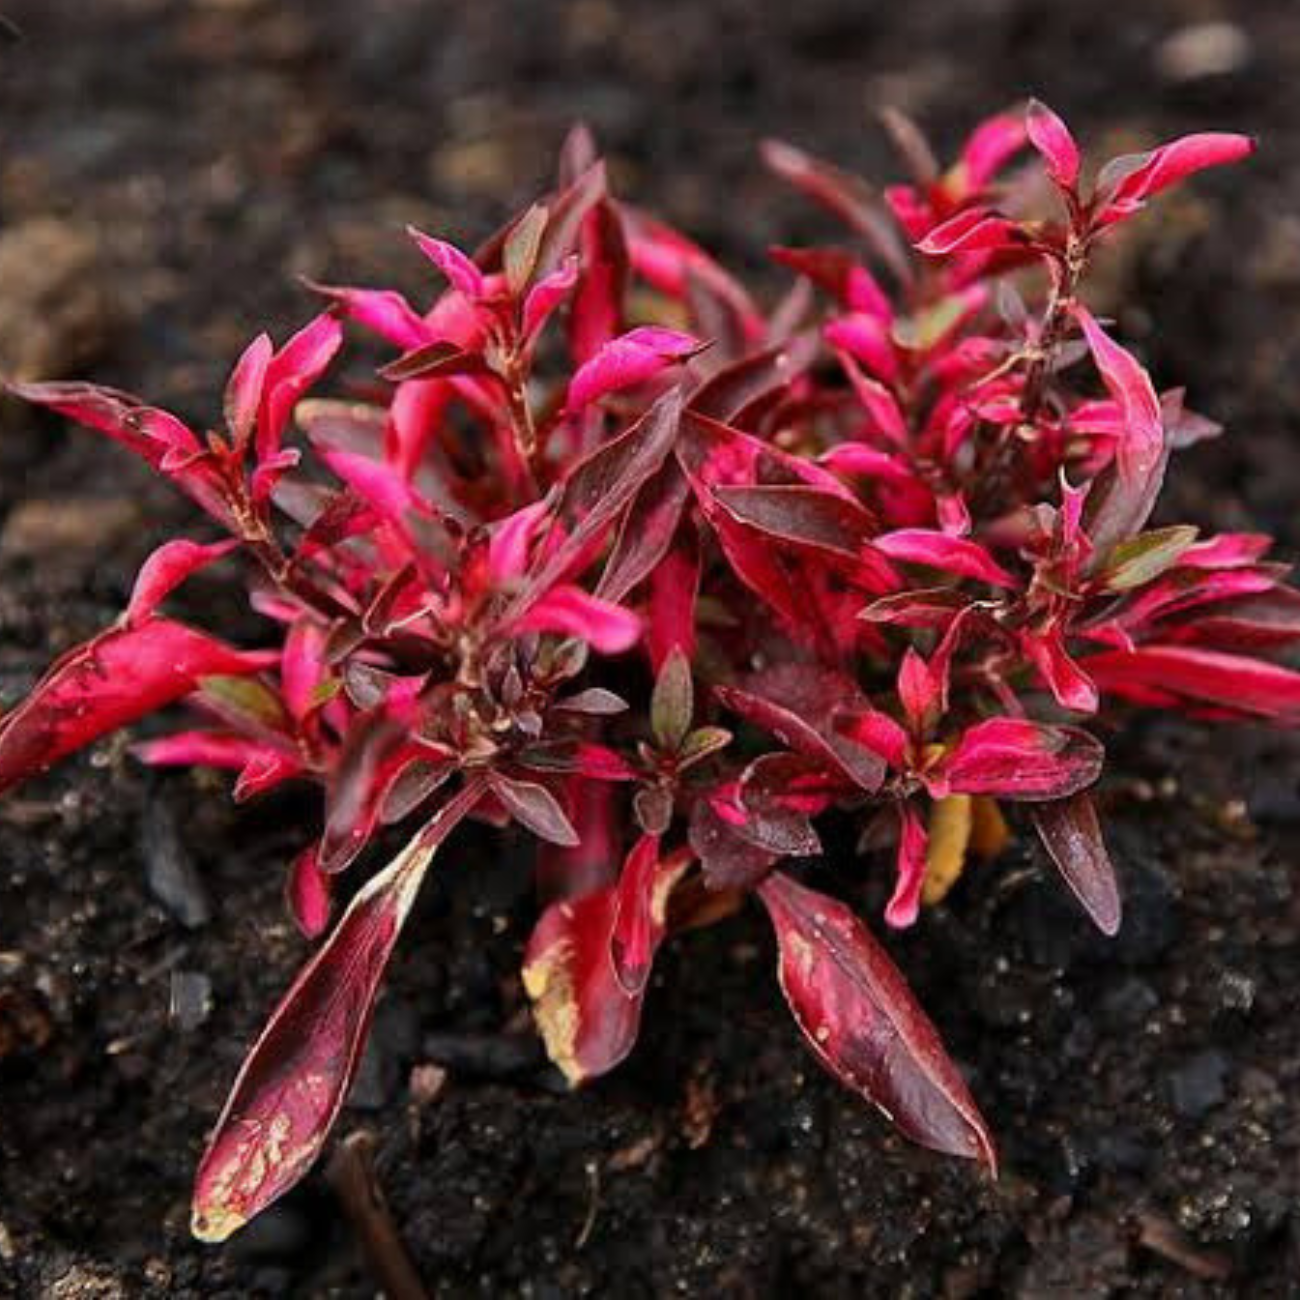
(0, 622, 272, 796)
(486, 771, 579, 847)
(1031, 793, 1121, 936)
(191, 784, 483, 1241)
(758, 871, 996, 1169)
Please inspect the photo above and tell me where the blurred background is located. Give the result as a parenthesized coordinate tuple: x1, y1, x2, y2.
(2, 1, 1300, 1295)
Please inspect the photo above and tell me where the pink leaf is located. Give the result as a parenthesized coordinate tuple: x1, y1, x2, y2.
(825, 314, 899, 382)
(885, 801, 928, 929)
(257, 314, 344, 462)
(512, 586, 642, 654)
(308, 282, 430, 350)
(1021, 625, 1100, 714)
(522, 255, 579, 343)
(1082, 645, 1300, 721)
(191, 783, 483, 1241)
(758, 871, 997, 1169)
(224, 333, 274, 448)
(916, 208, 1028, 257)
(0, 621, 273, 796)
(135, 731, 285, 772)
(1026, 99, 1080, 190)
(567, 326, 700, 413)
(958, 111, 1029, 192)
(875, 530, 1016, 588)
(126, 539, 238, 626)
(1097, 133, 1255, 223)
(407, 227, 486, 299)
(285, 844, 332, 940)
(939, 719, 1103, 801)
(609, 834, 664, 995)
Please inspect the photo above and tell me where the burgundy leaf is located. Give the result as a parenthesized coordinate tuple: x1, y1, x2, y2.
(486, 771, 580, 847)
(1031, 793, 1121, 936)
(716, 666, 887, 793)
(758, 871, 996, 1169)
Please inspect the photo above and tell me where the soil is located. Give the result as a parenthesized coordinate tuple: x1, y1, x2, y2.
(3, 1, 1300, 1296)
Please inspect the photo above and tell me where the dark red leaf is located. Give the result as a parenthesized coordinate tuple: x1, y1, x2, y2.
(1031, 793, 1121, 936)
(191, 782, 483, 1241)
(486, 771, 580, 847)
(758, 871, 996, 1169)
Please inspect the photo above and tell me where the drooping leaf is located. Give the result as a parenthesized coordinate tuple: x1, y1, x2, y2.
(0, 622, 273, 796)
(191, 782, 483, 1242)
(758, 871, 996, 1169)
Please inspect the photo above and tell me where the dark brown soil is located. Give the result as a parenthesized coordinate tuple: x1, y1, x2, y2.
(3, 1, 1300, 1295)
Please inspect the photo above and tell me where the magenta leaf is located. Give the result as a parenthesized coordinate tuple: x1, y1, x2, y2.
(1082, 645, 1300, 721)
(875, 529, 1016, 588)
(1025, 99, 1080, 190)
(285, 845, 333, 940)
(758, 871, 996, 1169)
(407, 228, 486, 299)
(0, 621, 272, 796)
(939, 719, 1103, 801)
(566, 326, 701, 413)
(126, 539, 239, 626)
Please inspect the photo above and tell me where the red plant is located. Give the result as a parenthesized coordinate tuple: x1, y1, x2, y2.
(3, 103, 1292, 1241)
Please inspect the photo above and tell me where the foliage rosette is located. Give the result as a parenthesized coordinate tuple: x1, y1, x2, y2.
(1, 102, 1292, 1240)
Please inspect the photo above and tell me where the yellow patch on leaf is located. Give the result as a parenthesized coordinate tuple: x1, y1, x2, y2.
(522, 926, 583, 1086)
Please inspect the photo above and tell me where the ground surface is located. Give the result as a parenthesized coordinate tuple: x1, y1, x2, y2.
(2, 0, 1300, 1295)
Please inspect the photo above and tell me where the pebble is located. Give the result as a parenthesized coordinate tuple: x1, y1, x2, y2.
(1155, 23, 1252, 84)
(1169, 1049, 1229, 1119)
(0, 218, 109, 383)
(140, 796, 212, 929)
(167, 970, 213, 1032)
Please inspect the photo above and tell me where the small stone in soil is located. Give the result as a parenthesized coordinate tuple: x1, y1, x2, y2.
(1168, 1049, 1230, 1119)
(421, 1030, 544, 1079)
(1099, 976, 1160, 1029)
(140, 796, 211, 929)
(167, 970, 213, 1032)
